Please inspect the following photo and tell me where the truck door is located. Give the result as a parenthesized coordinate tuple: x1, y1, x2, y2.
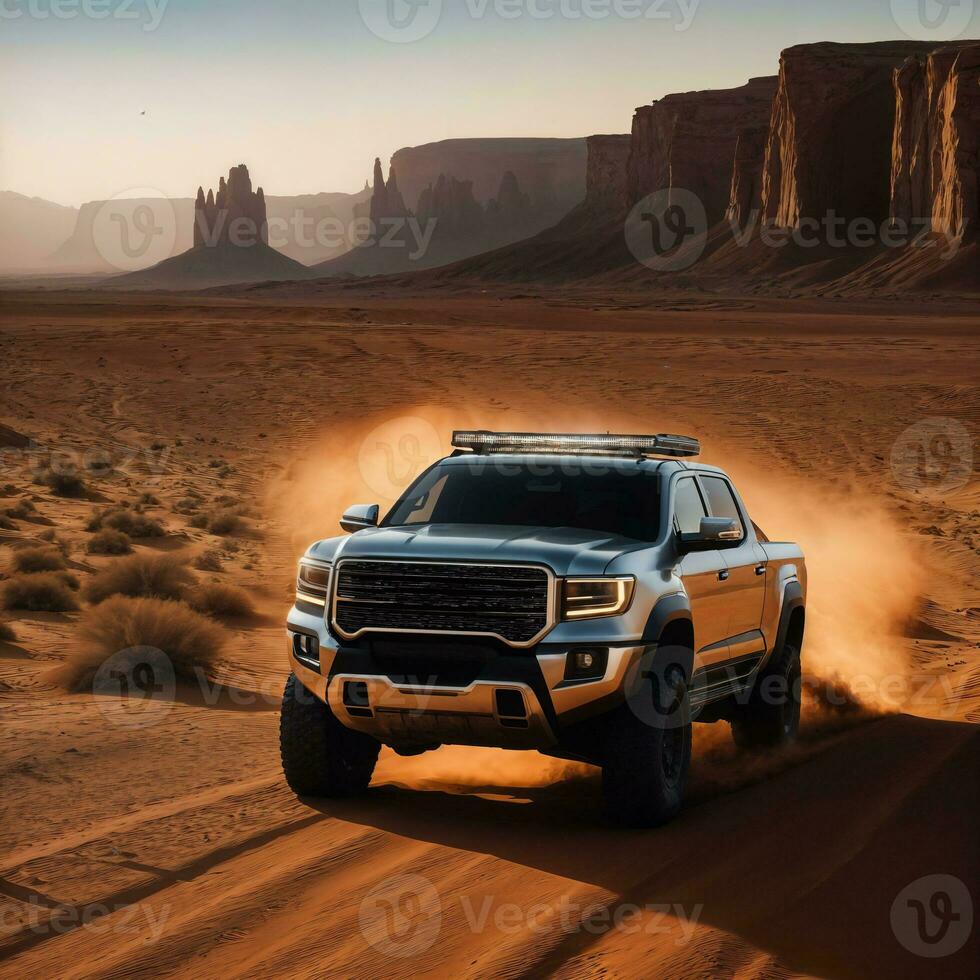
(673, 477, 729, 660)
(699, 475, 767, 656)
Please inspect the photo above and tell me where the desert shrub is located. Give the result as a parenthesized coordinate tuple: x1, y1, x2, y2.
(87, 529, 133, 556)
(174, 497, 200, 514)
(1, 573, 79, 612)
(0, 516, 15, 531)
(193, 549, 223, 572)
(189, 513, 209, 529)
(213, 494, 239, 508)
(0, 618, 15, 642)
(11, 546, 66, 574)
(58, 597, 225, 691)
(83, 554, 196, 605)
(206, 509, 244, 536)
(188, 583, 254, 619)
(88, 507, 165, 539)
(0, 484, 17, 496)
(35, 467, 87, 498)
(5, 500, 35, 521)
(137, 492, 160, 505)
(150, 441, 167, 452)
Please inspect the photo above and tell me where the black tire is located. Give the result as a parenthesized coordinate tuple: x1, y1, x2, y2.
(601, 665, 692, 828)
(279, 673, 380, 797)
(730, 643, 802, 750)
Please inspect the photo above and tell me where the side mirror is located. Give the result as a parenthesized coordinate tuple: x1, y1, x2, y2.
(680, 516, 743, 551)
(340, 503, 379, 533)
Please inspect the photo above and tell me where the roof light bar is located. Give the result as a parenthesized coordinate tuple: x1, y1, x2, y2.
(452, 430, 701, 458)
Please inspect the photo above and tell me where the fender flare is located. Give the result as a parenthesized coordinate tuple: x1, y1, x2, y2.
(771, 580, 805, 666)
(636, 592, 695, 687)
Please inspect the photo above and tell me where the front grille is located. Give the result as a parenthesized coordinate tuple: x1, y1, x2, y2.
(333, 560, 551, 645)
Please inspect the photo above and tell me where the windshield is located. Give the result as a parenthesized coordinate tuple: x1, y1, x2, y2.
(384, 460, 662, 541)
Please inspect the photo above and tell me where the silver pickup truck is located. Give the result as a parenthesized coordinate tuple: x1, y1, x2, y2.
(281, 431, 807, 826)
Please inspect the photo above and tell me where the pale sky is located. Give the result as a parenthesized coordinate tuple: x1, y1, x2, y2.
(2, 0, 977, 206)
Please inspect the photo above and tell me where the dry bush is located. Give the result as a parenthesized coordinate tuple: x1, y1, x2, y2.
(88, 507, 165, 539)
(87, 529, 133, 556)
(188, 583, 255, 619)
(138, 492, 160, 505)
(174, 497, 200, 514)
(1, 573, 79, 612)
(58, 597, 225, 691)
(206, 509, 245, 536)
(12, 547, 67, 574)
(0, 484, 17, 496)
(0, 618, 15, 642)
(5, 500, 35, 521)
(35, 466, 87, 498)
(193, 549, 223, 572)
(83, 554, 196, 605)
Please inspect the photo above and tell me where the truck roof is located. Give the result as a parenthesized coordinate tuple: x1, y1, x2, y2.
(439, 453, 728, 477)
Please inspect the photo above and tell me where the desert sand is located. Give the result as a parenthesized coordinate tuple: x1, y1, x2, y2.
(0, 287, 977, 979)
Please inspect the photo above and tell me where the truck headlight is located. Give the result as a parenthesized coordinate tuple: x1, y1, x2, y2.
(296, 561, 332, 605)
(561, 577, 635, 620)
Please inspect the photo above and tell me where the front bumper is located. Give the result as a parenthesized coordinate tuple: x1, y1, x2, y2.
(286, 604, 644, 750)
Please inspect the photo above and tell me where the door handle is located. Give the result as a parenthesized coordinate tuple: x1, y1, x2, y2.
(718, 570, 730, 581)
(755, 564, 766, 576)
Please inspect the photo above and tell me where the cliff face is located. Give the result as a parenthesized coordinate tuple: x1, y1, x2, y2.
(389, 138, 587, 215)
(627, 76, 777, 223)
(585, 135, 631, 215)
(194, 164, 268, 246)
(761, 41, 937, 228)
(726, 127, 770, 228)
(416, 175, 485, 237)
(891, 43, 979, 240)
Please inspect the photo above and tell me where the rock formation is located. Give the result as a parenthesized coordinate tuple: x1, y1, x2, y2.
(584, 135, 631, 216)
(485, 171, 532, 226)
(416, 174, 485, 237)
(891, 43, 979, 240)
(626, 76, 777, 224)
(726, 127, 770, 229)
(389, 138, 587, 215)
(194, 164, 268, 247)
(761, 41, 937, 229)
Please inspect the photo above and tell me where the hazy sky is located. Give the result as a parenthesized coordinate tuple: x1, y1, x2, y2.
(2, 0, 977, 206)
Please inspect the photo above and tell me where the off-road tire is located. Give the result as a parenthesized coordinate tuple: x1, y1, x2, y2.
(730, 642, 802, 750)
(280, 673, 380, 797)
(601, 665, 692, 827)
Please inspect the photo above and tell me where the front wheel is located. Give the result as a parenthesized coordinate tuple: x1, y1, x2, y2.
(730, 643, 802, 750)
(601, 665, 692, 828)
(279, 673, 380, 797)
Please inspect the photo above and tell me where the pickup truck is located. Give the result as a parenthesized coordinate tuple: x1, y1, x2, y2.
(281, 431, 807, 826)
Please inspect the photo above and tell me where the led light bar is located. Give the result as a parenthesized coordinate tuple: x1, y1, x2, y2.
(452, 430, 700, 458)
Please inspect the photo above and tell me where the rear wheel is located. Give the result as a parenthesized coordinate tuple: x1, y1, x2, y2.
(601, 665, 691, 827)
(280, 673, 380, 797)
(730, 643, 802, 750)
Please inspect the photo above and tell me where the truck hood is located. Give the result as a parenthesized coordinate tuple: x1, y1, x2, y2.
(325, 523, 641, 576)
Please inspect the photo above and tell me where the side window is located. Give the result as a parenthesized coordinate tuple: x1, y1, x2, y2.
(700, 477, 745, 534)
(674, 478, 707, 535)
